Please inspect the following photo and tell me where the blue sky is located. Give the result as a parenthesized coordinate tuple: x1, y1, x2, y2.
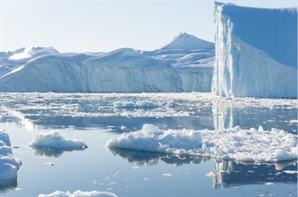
(1, 0, 297, 53)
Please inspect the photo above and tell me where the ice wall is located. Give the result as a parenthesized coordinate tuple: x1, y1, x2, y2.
(0, 33, 214, 93)
(212, 2, 297, 98)
(0, 59, 212, 93)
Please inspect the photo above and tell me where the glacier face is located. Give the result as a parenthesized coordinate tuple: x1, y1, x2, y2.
(0, 33, 214, 93)
(212, 2, 297, 98)
(0, 59, 212, 93)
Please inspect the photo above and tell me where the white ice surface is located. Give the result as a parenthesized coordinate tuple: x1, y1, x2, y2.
(106, 124, 297, 162)
(0, 132, 22, 182)
(29, 131, 88, 150)
(38, 190, 118, 197)
(0, 33, 214, 93)
(212, 2, 297, 98)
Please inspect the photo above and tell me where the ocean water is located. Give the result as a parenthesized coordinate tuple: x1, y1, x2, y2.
(0, 92, 297, 197)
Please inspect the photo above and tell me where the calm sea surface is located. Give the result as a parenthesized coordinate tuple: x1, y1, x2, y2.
(0, 93, 297, 197)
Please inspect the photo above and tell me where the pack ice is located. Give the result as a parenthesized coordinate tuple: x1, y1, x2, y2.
(0, 33, 214, 93)
(0, 132, 22, 184)
(212, 2, 297, 98)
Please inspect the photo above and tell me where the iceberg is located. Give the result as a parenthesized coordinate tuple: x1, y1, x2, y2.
(0, 132, 22, 185)
(0, 33, 214, 93)
(212, 2, 297, 98)
(106, 124, 298, 162)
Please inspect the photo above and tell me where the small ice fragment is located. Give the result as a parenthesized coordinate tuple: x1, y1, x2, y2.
(163, 173, 173, 177)
(43, 162, 54, 167)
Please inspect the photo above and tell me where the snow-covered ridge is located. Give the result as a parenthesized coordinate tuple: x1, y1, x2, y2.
(0, 33, 214, 93)
(8, 46, 59, 60)
(212, 2, 297, 98)
(161, 32, 214, 50)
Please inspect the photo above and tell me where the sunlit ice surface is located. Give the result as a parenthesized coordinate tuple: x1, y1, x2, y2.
(0, 92, 297, 197)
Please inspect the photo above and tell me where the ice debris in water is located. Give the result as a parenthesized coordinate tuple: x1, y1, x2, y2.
(38, 190, 118, 197)
(29, 131, 88, 150)
(106, 124, 298, 162)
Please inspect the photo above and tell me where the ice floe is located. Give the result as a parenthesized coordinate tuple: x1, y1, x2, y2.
(29, 131, 88, 151)
(38, 190, 118, 197)
(106, 124, 298, 162)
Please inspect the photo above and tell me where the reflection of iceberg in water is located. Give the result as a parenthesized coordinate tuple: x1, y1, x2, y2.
(30, 147, 75, 158)
(107, 147, 209, 167)
(207, 160, 297, 188)
(212, 105, 297, 133)
(0, 179, 17, 193)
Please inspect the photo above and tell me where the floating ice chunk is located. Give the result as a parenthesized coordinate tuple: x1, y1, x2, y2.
(0, 132, 22, 184)
(38, 190, 118, 197)
(107, 124, 202, 153)
(106, 124, 297, 162)
(42, 162, 55, 167)
(29, 131, 88, 150)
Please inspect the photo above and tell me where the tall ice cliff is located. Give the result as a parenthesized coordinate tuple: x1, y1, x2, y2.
(212, 2, 297, 98)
